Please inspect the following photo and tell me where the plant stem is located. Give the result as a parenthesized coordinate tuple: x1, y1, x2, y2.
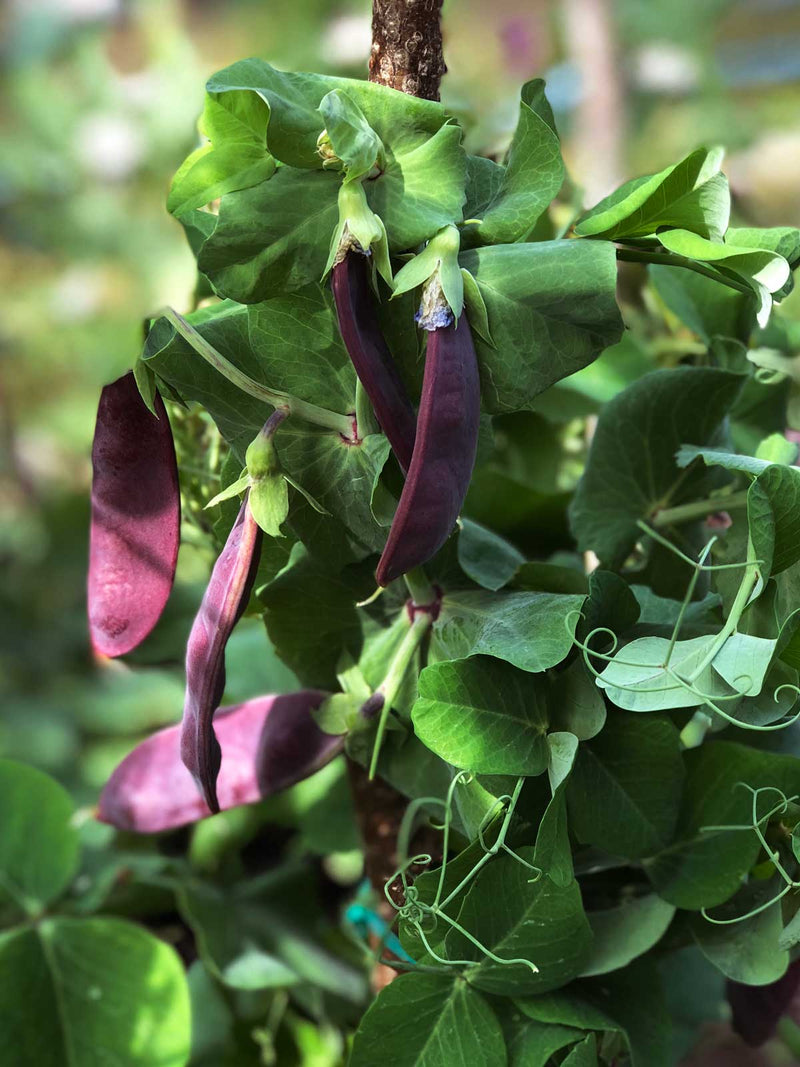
(403, 566, 437, 607)
(615, 247, 754, 296)
(680, 710, 713, 749)
(653, 491, 749, 528)
(158, 307, 355, 437)
(369, 611, 434, 780)
(686, 540, 759, 684)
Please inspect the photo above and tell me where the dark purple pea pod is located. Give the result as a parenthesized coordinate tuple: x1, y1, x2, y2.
(98, 691, 343, 833)
(331, 252, 416, 472)
(88, 372, 180, 657)
(375, 315, 480, 586)
(180, 498, 262, 813)
(727, 960, 800, 1047)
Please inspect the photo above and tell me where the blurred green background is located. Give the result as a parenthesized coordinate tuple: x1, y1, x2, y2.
(3, 0, 800, 802)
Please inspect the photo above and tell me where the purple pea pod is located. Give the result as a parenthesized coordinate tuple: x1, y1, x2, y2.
(376, 315, 480, 586)
(727, 960, 800, 1047)
(331, 252, 416, 472)
(98, 691, 343, 833)
(88, 372, 180, 657)
(180, 498, 262, 813)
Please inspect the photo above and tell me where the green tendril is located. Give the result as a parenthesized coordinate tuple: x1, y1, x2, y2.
(383, 773, 541, 974)
(700, 784, 800, 925)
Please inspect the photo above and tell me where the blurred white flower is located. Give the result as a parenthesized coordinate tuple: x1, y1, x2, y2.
(633, 43, 700, 93)
(76, 113, 145, 181)
(50, 266, 104, 321)
(324, 15, 372, 66)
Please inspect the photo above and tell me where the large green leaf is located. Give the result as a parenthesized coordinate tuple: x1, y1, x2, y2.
(459, 241, 623, 413)
(457, 518, 525, 591)
(534, 733, 579, 888)
(413, 656, 550, 775)
(261, 550, 367, 688)
(168, 90, 275, 217)
(0, 918, 190, 1067)
(0, 760, 79, 916)
(645, 741, 800, 909)
(650, 263, 758, 344)
(566, 712, 685, 858)
(575, 147, 729, 241)
(473, 80, 564, 245)
(515, 961, 672, 1067)
(503, 1020, 584, 1067)
(581, 894, 676, 976)
(197, 168, 340, 302)
(748, 463, 800, 577)
(569, 367, 744, 567)
(689, 897, 788, 984)
(206, 58, 451, 168)
(430, 590, 585, 673)
(445, 849, 592, 995)
(349, 973, 506, 1067)
(658, 229, 790, 294)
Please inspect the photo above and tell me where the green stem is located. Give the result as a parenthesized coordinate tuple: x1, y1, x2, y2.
(653, 491, 749, 528)
(158, 307, 355, 437)
(355, 378, 379, 439)
(368, 611, 434, 780)
(615, 247, 754, 296)
(686, 541, 759, 684)
(403, 566, 437, 607)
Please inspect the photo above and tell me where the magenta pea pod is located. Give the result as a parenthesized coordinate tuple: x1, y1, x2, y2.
(331, 252, 416, 471)
(726, 961, 800, 1047)
(98, 691, 343, 832)
(376, 315, 480, 586)
(180, 498, 262, 813)
(88, 372, 181, 657)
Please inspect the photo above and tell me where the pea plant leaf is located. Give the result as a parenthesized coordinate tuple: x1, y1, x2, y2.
(534, 732, 579, 887)
(206, 58, 452, 168)
(581, 893, 676, 977)
(658, 229, 791, 295)
(168, 90, 276, 217)
(412, 656, 550, 775)
(457, 518, 526, 591)
(566, 712, 685, 858)
(197, 169, 341, 302)
(574, 146, 729, 241)
(430, 590, 586, 673)
(0, 917, 190, 1067)
(473, 79, 565, 246)
(445, 847, 593, 995)
(0, 760, 79, 917)
(569, 367, 744, 567)
(459, 241, 624, 413)
(650, 262, 759, 344)
(689, 895, 789, 985)
(645, 741, 800, 909)
(349, 973, 507, 1067)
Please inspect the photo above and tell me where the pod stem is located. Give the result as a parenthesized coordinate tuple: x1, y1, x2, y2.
(158, 307, 355, 437)
(368, 610, 434, 780)
(403, 566, 436, 608)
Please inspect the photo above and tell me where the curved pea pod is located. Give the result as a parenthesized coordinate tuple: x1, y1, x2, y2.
(98, 691, 343, 833)
(180, 499, 262, 813)
(331, 252, 416, 472)
(88, 372, 180, 657)
(376, 316, 480, 586)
